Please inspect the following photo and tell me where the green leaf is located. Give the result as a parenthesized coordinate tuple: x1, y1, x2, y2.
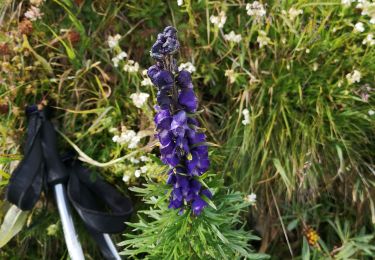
(302, 237, 310, 260)
(287, 218, 299, 231)
(0, 205, 29, 248)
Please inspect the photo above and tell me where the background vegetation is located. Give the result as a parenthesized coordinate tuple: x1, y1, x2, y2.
(0, 0, 374, 259)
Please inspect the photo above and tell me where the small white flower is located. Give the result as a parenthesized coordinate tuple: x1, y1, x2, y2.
(122, 175, 130, 182)
(130, 92, 150, 108)
(354, 22, 365, 33)
(113, 129, 141, 149)
(225, 69, 236, 84)
(341, 0, 353, 7)
(210, 11, 227, 28)
(142, 69, 148, 76)
(121, 130, 137, 143)
(362, 33, 375, 46)
(141, 78, 153, 86)
(107, 34, 121, 49)
(111, 51, 127, 67)
(111, 57, 120, 68)
(130, 157, 140, 164)
(224, 31, 242, 43)
(313, 63, 319, 71)
(256, 30, 271, 48)
(177, 0, 183, 6)
(128, 135, 141, 149)
(246, 1, 266, 18)
(24, 6, 43, 21)
(245, 193, 257, 204)
(134, 169, 141, 178)
(368, 109, 375, 116)
(140, 156, 150, 162)
(123, 60, 139, 73)
(346, 70, 361, 84)
(288, 7, 303, 20)
(140, 166, 148, 173)
(242, 108, 250, 125)
(305, 48, 310, 53)
(178, 62, 196, 73)
(112, 135, 120, 143)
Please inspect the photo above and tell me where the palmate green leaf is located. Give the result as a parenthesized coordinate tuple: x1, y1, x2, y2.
(120, 180, 269, 259)
(0, 205, 28, 248)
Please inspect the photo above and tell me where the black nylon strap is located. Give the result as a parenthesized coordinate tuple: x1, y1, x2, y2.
(5, 106, 133, 258)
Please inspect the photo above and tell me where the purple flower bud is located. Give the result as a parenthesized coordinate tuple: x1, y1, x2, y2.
(150, 26, 180, 60)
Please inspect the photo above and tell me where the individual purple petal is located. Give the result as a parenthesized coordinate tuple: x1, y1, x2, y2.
(188, 131, 206, 145)
(169, 198, 183, 209)
(171, 110, 187, 127)
(178, 89, 197, 112)
(154, 70, 174, 89)
(157, 92, 171, 109)
(158, 129, 173, 146)
(177, 70, 193, 89)
(164, 153, 180, 167)
(201, 189, 212, 199)
(175, 174, 189, 189)
(190, 179, 202, 194)
(176, 137, 190, 154)
(167, 172, 176, 185)
(147, 65, 161, 84)
(155, 109, 172, 130)
(192, 196, 207, 215)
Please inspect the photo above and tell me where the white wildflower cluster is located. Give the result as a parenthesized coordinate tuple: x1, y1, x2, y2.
(246, 1, 266, 18)
(130, 92, 150, 108)
(245, 193, 257, 204)
(257, 30, 271, 48)
(224, 31, 242, 43)
(287, 7, 303, 20)
(111, 51, 127, 67)
(210, 11, 227, 28)
(177, 0, 183, 6)
(24, 6, 44, 21)
(368, 110, 375, 116)
(354, 22, 365, 33)
(346, 70, 361, 84)
(112, 129, 141, 149)
(123, 60, 139, 73)
(225, 69, 237, 84)
(178, 62, 196, 73)
(107, 34, 121, 49)
(357, 1, 375, 24)
(122, 156, 151, 182)
(242, 108, 250, 125)
(107, 34, 139, 71)
(362, 33, 375, 45)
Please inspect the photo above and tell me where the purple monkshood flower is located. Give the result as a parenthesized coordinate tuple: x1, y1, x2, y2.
(148, 26, 211, 215)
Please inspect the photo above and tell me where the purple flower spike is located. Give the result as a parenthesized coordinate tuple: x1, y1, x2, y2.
(148, 27, 212, 216)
